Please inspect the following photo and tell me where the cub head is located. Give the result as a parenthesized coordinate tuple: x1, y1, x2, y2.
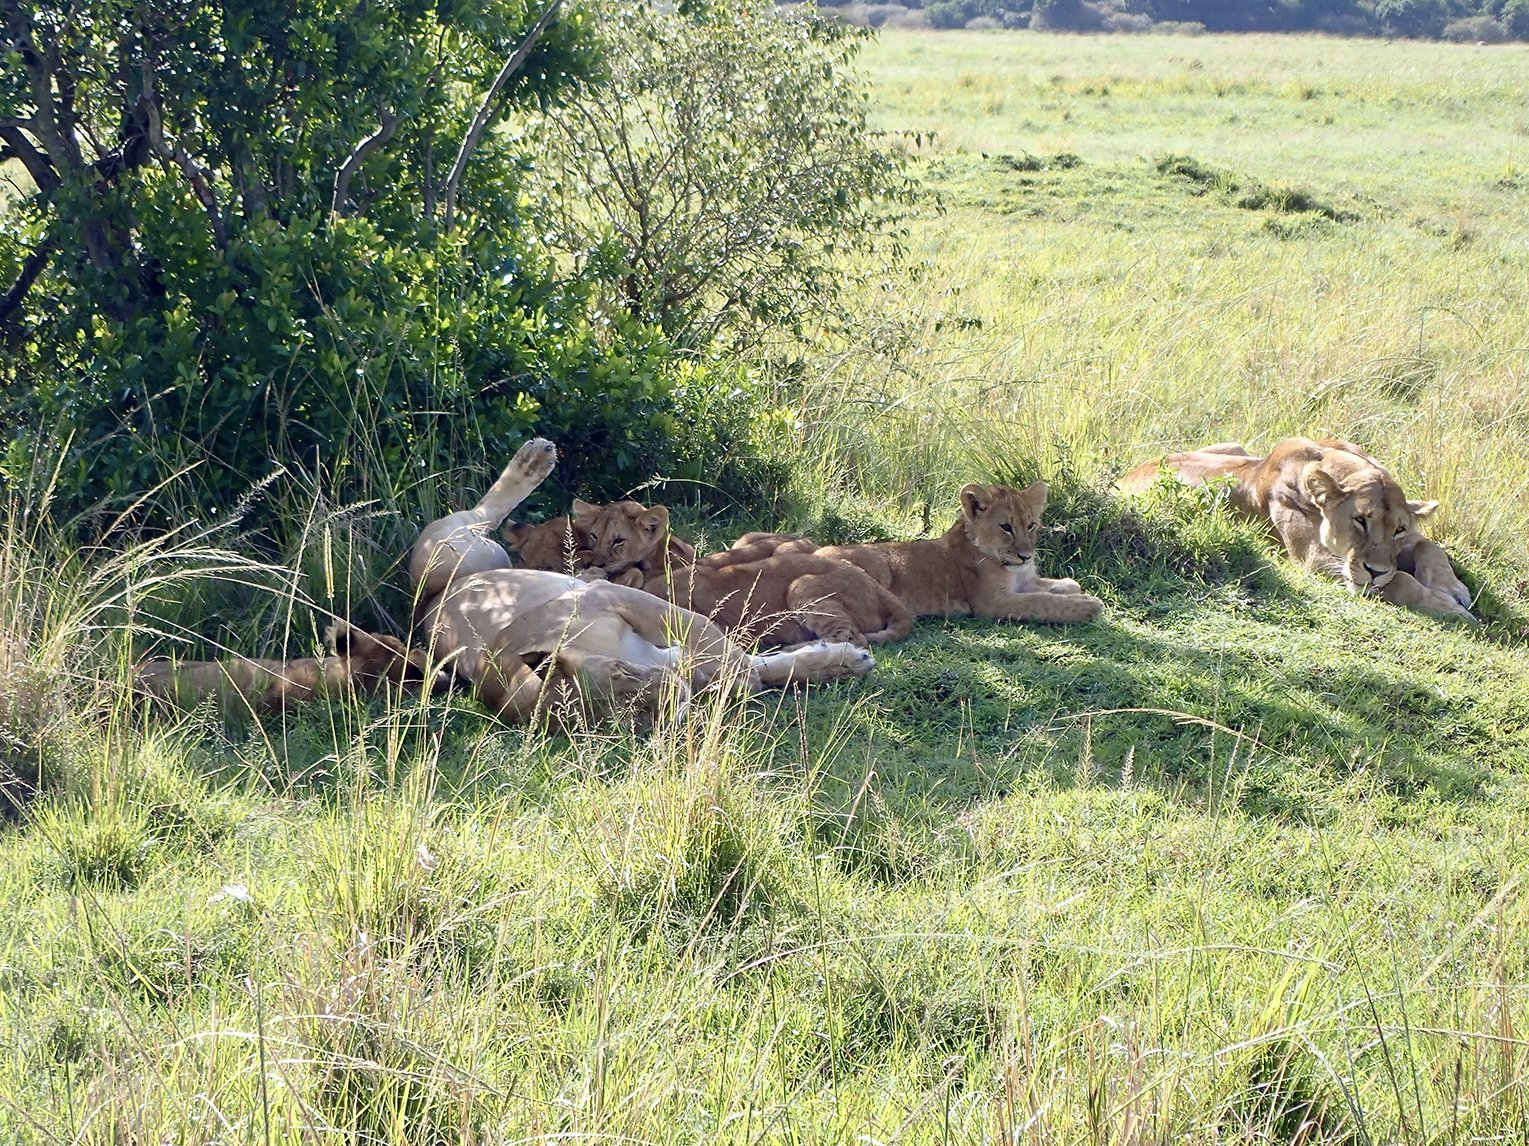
(503, 516, 590, 573)
(577, 499, 671, 579)
(1301, 462, 1436, 594)
(959, 481, 1048, 567)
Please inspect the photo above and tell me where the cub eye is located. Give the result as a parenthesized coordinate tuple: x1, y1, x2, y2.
(1394, 524, 1406, 537)
(1029, 522, 1038, 533)
(610, 538, 624, 550)
(1001, 523, 1014, 536)
(1352, 516, 1367, 533)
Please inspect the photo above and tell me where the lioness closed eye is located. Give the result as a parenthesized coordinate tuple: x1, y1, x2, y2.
(1118, 436, 1475, 623)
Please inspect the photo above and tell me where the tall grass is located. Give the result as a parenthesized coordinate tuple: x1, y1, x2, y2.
(4, 30, 1529, 1146)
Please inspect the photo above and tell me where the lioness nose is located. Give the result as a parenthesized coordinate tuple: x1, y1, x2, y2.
(1363, 564, 1387, 580)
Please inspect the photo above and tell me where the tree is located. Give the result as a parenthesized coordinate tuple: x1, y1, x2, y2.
(533, 0, 916, 352)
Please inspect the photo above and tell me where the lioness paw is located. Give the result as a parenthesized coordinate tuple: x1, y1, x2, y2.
(1048, 578, 1082, 595)
(510, 438, 557, 483)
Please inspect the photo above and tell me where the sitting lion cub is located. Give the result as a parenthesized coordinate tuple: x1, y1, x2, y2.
(580, 500, 914, 647)
(1118, 437, 1475, 622)
(813, 481, 1105, 625)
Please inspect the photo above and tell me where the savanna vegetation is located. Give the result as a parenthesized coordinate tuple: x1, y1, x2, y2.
(3, 12, 1529, 1144)
(817, 0, 1529, 41)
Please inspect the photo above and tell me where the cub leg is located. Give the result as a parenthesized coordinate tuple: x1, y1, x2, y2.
(976, 589, 1104, 624)
(1400, 536, 1473, 611)
(784, 574, 867, 646)
(1375, 569, 1477, 624)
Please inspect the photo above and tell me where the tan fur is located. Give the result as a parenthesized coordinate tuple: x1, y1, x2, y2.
(581, 502, 913, 647)
(135, 623, 445, 713)
(814, 482, 1106, 625)
(1119, 437, 1475, 622)
(575, 499, 697, 587)
(501, 515, 596, 576)
(411, 443, 875, 725)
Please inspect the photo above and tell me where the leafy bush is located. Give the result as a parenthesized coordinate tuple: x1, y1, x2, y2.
(1442, 13, 1507, 38)
(0, 0, 794, 542)
(535, 1, 915, 354)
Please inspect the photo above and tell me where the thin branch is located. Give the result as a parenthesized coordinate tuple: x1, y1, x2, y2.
(141, 88, 227, 249)
(331, 104, 398, 216)
(441, 0, 562, 234)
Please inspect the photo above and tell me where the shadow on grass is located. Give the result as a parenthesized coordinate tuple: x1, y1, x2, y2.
(801, 592, 1518, 882)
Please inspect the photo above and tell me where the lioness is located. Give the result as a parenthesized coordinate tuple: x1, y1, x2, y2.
(135, 623, 446, 714)
(812, 482, 1105, 625)
(410, 441, 874, 723)
(1117, 437, 1475, 622)
(580, 500, 914, 647)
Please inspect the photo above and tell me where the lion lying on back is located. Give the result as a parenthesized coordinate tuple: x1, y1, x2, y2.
(410, 440, 874, 725)
(580, 480, 1104, 640)
(1119, 437, 1475, 622)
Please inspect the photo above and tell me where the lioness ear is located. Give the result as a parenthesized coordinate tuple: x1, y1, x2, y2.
(571, 498, 599, 524)
(1408, 499, 1439, 519)
(960, 483, 988, 519)
(1301, 466, 1344, 507)
(641, 506, 669, 536)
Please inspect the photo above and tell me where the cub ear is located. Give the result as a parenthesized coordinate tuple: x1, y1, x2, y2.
(1408, 499, 1439, 519)
(959, 483, 989, 520)
(502, 521, 531, 549)
(571, 499, 599, 524)
(1301, 466, 1344, 508)
(641, 506, 670, 537)
(1018, 479, 1049, 511)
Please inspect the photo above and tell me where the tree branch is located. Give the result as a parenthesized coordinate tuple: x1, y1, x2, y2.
(0, 234, 57, 327)
(331, 105, 398, 216)
(0, 124, 58, 193)
(441, 0, 562, 234)
(141, 88, 227, 249)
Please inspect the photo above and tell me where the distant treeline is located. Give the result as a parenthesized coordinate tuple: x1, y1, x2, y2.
(810, 0, 1529, 39)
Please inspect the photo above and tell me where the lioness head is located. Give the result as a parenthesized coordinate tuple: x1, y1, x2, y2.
(958, 481, 1048, 567)
(577, 499, 671, 578)
(1301, 463, 1437, 594)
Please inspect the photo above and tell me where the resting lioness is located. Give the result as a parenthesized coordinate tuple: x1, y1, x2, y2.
(135, 623, 446, 714)
(410, 441, 874, 723)
(812, 482, 1105, 625)
(579, 500, 913, 648)
(1117, 437, 1475, 622)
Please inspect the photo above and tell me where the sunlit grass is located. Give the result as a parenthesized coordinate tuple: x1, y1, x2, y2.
(3, 28, 1529, 1145)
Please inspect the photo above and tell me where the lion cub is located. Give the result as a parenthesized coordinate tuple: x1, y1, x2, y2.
(814, 481, 1105, 624)
(581, 500, 913, 647)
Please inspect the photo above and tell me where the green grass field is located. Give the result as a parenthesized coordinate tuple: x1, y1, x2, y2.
(4, 29, 1529, 1144)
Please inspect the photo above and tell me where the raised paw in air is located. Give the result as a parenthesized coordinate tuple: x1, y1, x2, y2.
(510, 438, 557, 483)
